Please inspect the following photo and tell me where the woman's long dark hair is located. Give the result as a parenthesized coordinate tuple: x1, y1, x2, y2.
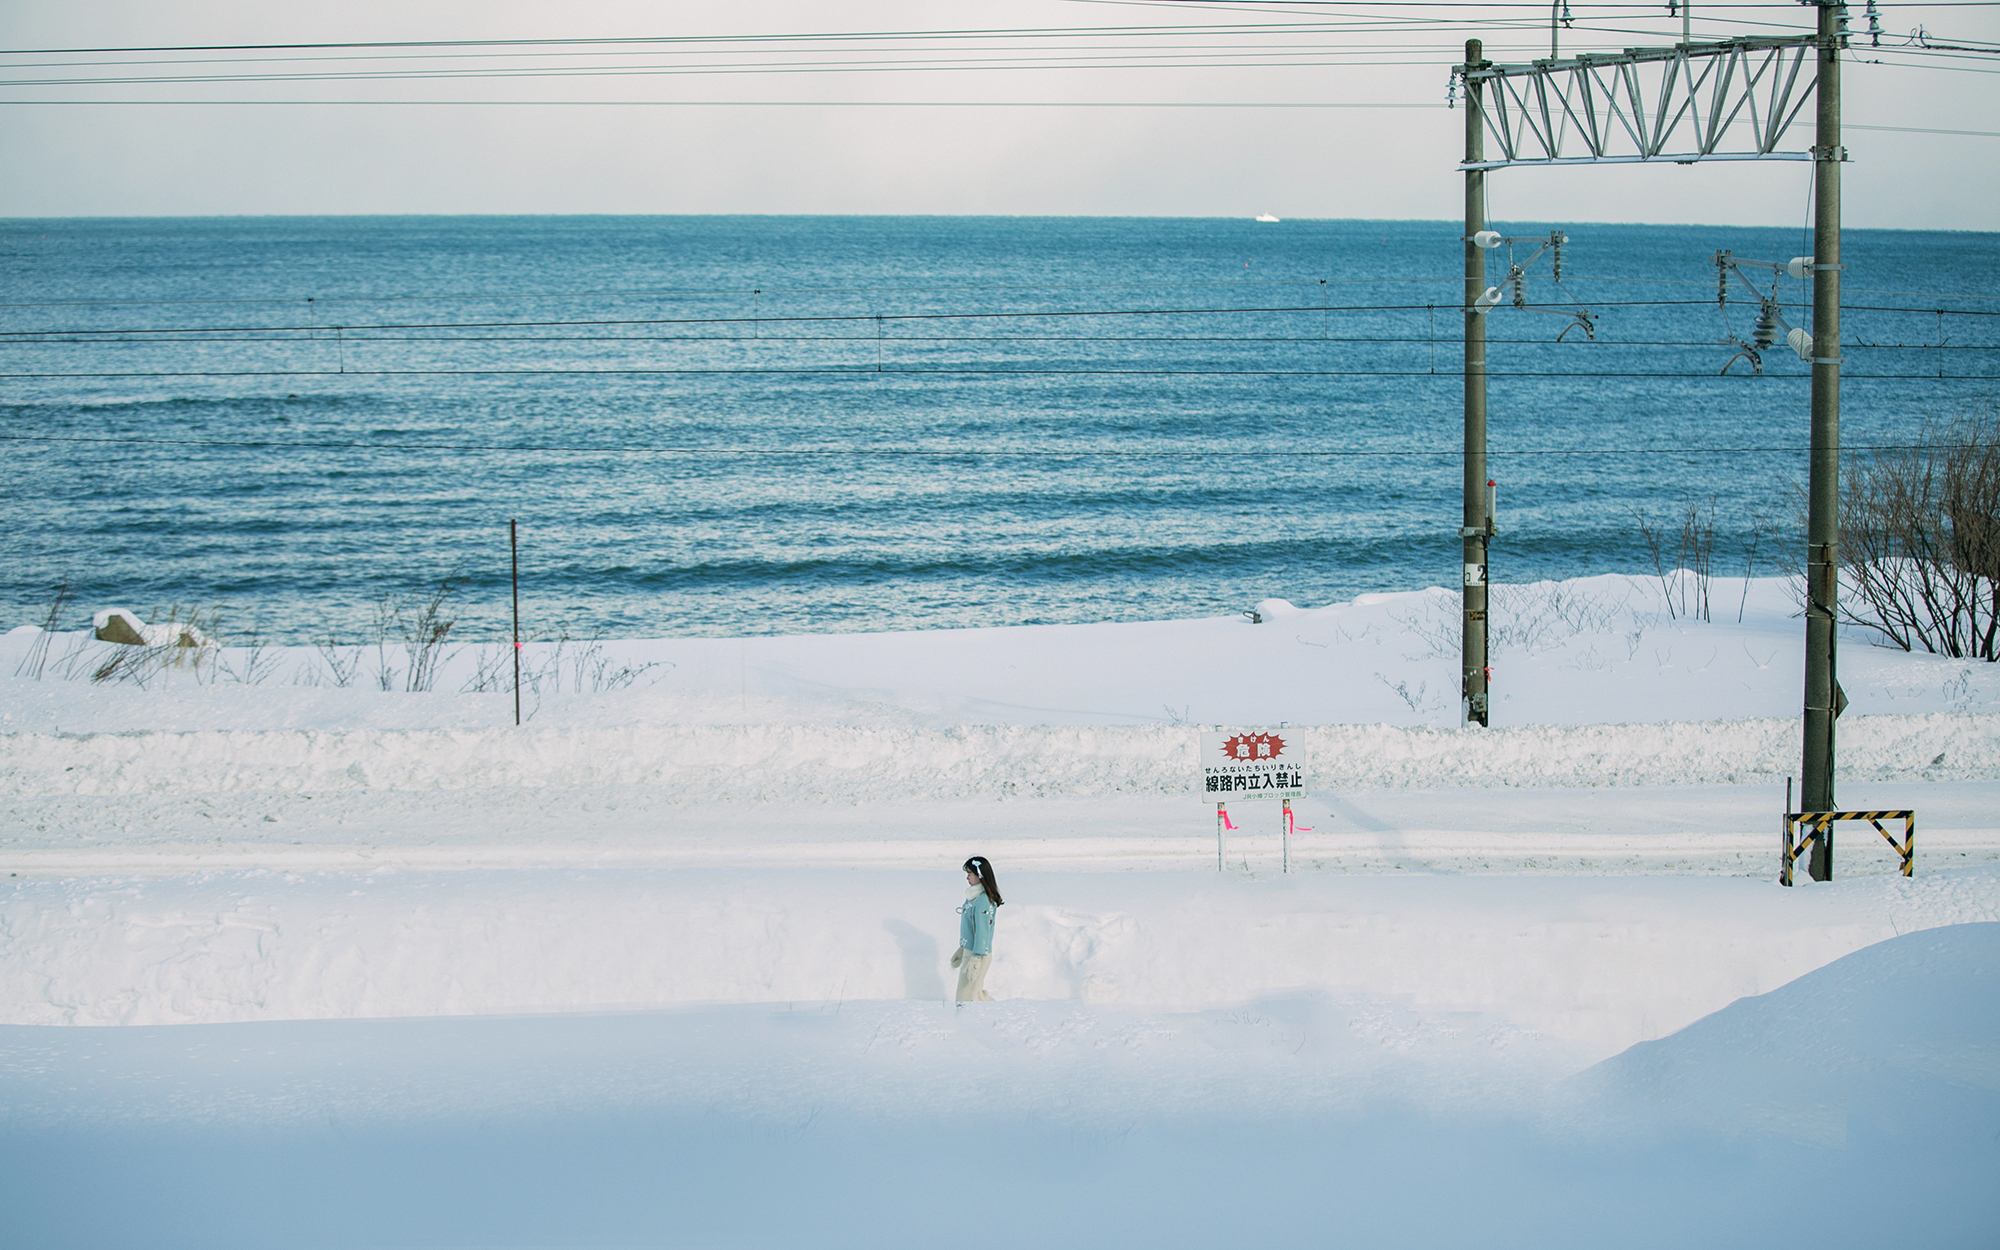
(963, 856, 1003, 907)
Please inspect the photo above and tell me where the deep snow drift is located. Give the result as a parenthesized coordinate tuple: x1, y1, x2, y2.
(3, 575, 1997, 1246)
(5, 923, 1995, 1248)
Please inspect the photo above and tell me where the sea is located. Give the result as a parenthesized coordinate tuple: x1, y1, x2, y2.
(3, 215, 1995, 644)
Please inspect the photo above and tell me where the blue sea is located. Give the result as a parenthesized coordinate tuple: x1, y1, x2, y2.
(2, 216, 1994, 643)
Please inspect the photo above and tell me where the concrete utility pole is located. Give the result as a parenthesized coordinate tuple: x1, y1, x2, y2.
(1802, 0, 1845, 877)
(1461, 38, 1492, 728)
(1454, 15, 1831, 737)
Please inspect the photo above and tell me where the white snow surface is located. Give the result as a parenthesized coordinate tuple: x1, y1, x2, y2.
(3, 575, 1997, 1246)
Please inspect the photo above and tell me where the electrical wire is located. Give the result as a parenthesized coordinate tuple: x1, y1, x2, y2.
(2, 299, 1992, 340)
(0, 275, 1467, 312)
(0, 367, 1988, 380)
(0, 430, 1978, 459)
(0, 11, 1844, 58)
(0, 98, 1455, 107)
(1, 334, 1988, 348)
(2, 274, 1993, 314)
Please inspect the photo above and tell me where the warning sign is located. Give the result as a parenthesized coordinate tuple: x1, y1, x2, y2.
(1199, 730, 1305, 800)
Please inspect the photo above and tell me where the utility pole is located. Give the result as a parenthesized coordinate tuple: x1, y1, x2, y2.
(1462, 37, 1492, 728)
(1802, 0, 1844, 878)
(1454, 14, 1832, 735)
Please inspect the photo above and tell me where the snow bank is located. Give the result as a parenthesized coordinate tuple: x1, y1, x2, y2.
(9, 866, 1997, 1055)
(1576, 921, 2000, 1147)
(4, 713, 1996, 800)
(5, 923, 1997, 1250)
(11, 577, 2000, 742)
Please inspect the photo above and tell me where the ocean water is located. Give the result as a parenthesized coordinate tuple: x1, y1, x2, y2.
(2, 215, 1994, 644)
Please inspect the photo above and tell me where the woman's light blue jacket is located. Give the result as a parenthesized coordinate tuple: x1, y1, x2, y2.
(958, 890, 996, 957)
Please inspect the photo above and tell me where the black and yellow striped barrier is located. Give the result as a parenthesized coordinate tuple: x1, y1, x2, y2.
(1781, 810, 1915, 886)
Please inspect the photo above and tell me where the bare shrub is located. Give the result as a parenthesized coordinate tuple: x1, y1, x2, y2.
(461, 642, 513, 694)
(14, 579, 72, 680)
(1736, 518, 1764, 623)
(1548, 580, 1630, 635)
(368, 576, 462, 692)
(1634, 498, 1717, 621)
(1838, 408, 1999, 660)
(1372, 671, 1431, 712)
(400, 578, 459, 692)
(1388, 594, 1460, 660)
(518, 635, 668, 711)
(315, 638, 362, 688)
(216, 633, 284, 685)
(1379, 582, 1627, 662)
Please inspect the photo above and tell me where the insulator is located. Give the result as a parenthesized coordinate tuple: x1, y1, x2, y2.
(1552, 237, 1564, 283)
(1753, 302, 1781, 349)
(1509, 269, 1527, 309)
(1715, 250, 1730, 307)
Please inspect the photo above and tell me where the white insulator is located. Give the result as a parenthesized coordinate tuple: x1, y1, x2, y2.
(1472, 286, 1504, 313)
(1787, 256, 1813, 280)
(1788, 326, 1814, 360)
(1470, 230, 1504, 249)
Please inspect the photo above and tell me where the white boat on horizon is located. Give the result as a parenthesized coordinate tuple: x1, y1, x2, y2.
(1254, 212, 1280, 223)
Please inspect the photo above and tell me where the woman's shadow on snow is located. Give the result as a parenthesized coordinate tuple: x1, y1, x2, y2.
(881, 920, 946, 1000)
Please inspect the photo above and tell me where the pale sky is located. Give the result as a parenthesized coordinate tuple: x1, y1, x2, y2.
(1, 2, 1994, 227)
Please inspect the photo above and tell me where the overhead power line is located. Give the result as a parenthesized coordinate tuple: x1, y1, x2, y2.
(0, 431, 1981, 459)
(3, 333, 1986, 349)
(0, 12, 1794, 57)
(2, 298, 1991, 340)
(0, 98, 1448, 108)
(0, 367, 1987, 380)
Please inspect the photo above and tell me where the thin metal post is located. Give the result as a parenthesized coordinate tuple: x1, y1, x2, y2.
(1216, 802, 1226, 872)
(1462, 38, 1492, 728)
(1282, 797, 1291, 874)
(1802, 2, 1842, 879)
(1780, 776, 1794, 886)
(510, 519, 521, 727)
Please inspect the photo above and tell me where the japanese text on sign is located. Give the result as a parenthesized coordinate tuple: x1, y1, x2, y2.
(1199, 730, 1305, 800)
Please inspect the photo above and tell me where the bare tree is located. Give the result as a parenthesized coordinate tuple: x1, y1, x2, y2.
(1838, 407, 1999, 661)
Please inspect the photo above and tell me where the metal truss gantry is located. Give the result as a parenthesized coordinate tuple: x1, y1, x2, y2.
(1460, 35, 1821, 171)
(1453, 8, 1846, 870)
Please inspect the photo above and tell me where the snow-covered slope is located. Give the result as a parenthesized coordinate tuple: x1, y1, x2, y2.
(1576, 921, 2000, 1146)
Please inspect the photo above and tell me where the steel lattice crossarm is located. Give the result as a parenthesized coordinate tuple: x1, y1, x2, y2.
(1458, 35, 1827, 170)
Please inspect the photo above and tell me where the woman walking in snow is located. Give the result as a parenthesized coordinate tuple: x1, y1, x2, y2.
(952, 856, 1002, 1002)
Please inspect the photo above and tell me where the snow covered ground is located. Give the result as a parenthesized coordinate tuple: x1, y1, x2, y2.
(3, 576, 1997, 1246)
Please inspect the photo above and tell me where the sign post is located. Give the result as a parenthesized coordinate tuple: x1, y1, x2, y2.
(1200, 730, 1307, 872)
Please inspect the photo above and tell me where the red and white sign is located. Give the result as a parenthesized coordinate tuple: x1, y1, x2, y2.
(1199, 730, 1305, 800)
